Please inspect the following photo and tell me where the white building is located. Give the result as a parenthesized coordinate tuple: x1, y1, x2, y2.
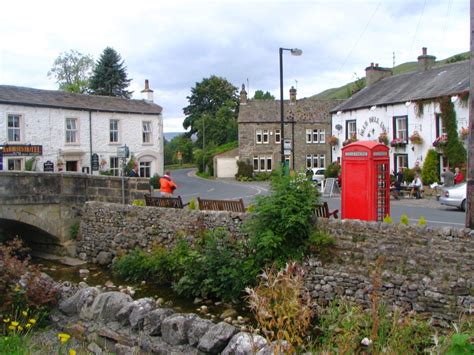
(0, 80, 164, 177)
(331, 48, 469, 173)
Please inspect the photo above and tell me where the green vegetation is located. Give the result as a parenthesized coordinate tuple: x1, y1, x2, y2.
(421, 149, 440, 185)
(383, 215, 393, 224)
(195, 140, 238, 174)
(418, 216, 427, 225)
(440, 97, 467, 168)
(149, 173, 160, 189)
(48, 49, 94, 93)
(253, 90, 275, 100)
(24, 157, 36, 171)
(69, 222, 79, 240)
(188, 197, 196, 210)
(400, 214, 409, 226)
(131, 199, 145, 206)
(235, 160, 254, 180)
(164, 134, 194, 166)
(325, 161, 341, 178)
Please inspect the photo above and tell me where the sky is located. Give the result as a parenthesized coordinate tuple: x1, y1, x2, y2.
(0, 0, 469, 132)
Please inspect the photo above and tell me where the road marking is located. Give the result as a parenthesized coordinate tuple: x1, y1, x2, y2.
(408, 218, 465, 226)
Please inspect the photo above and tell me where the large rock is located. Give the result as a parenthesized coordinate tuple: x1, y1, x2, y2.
(86, 292, 133, 322)
(59, 286, 101, 316)
(96, 251, 113, 265)
(198, 322, 237, 353)
(222, 332, 267, 355)
(161, 313, 197, 346)
(144, 308, 174, 336)
(187, 317, 214, 346)
(117, 298, 155, 330)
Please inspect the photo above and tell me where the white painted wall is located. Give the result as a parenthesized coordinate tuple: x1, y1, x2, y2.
(331, 99, 468, 171)
(0, 104, 164, 176)
(216, 157, 238, 178)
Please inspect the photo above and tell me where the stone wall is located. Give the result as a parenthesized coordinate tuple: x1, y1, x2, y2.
(78, 202, 473, 320)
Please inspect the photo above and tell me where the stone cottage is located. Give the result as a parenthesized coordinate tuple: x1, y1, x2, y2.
(238, 85, 342, 173)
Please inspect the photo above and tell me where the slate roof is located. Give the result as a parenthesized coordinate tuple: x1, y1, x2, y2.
(333, 60, 469, 112)
(239, 98, 343, 123)
(0, 85, 162, 115)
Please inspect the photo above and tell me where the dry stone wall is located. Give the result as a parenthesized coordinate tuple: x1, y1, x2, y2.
(78, 202, 473, 320)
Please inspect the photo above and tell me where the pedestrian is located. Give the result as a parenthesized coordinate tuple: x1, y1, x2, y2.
(409, 173, 423, 199)
(129, 162, 139, 177)
(441, 166, 454, 187)
(392, 167, 404, 200)
(159, 171, 177, 197)
(454, 167, 464, 185)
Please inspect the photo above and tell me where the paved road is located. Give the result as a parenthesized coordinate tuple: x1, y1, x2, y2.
(170, 169, 467, 228)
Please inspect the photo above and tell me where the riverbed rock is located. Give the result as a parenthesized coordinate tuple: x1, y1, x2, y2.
(220, 308, 238, 319)
(87, 291, 133, 322)
(79, 269, 90, 278)
(129, 298, 155, 330)
(198, 321, 238, 353)
(161, 313, 197, 345)
(222, 332, 267, 355)
(144, 308, 174, 336)
(96, 251, 113, 265)
(187, 317, 214, 346)
(59, 286, 100, 316)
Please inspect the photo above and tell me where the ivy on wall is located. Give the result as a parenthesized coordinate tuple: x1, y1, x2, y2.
(439, 96, 467, 168)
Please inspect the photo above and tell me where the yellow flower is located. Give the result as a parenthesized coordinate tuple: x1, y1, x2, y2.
(25, 323, 31, 329)
(17, 326, 23, 331)
(22, 311, 28, 317)
(3, 318, 10, 323)
(69, 350, 77, 355)
(14, 286, 21, 292)
(11, 321, 19, 327)
(28, 319, 36, 324)
(58, 333, 70, 343)
(8, 325, 15, 331)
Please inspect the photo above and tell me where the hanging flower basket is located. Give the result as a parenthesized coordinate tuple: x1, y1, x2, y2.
(432, 135, 448, 148)
(409, 131, 423, 145)
(56, 159, 64, 167)
(460, 127, 469, 140)
(329, 135, 339, 146)
(342, 134, 358, 146)
(390, 138, 406, 147)
(378, 132, 389, 145)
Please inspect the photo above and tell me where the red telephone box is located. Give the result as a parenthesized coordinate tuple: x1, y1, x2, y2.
(341, 141, 390, 221)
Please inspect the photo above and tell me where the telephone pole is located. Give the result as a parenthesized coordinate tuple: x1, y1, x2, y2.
(467, 0, 474, 227)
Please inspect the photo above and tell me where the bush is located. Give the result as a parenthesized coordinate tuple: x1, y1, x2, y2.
(69, 222, 79, 240)
(421, 149, 439, 185)
(188, 197, 196, 210)
(254, 171, 272, 181)
(131, 199, 145, 206)
(149, 174, 161, 189)
(236, 160, 254, 179)
(400, 214, 409, 225)
(307, 230, 336, 255)
(383, 215, 393, 224)
(325, 162, 341, 179)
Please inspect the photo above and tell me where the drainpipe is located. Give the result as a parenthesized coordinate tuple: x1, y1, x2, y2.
(89, 110, 93, 174)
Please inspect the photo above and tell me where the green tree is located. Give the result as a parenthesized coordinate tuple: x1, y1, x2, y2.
(47, 50, 94, 93)
(183, 75, 239, 144)
(421, 149, 439, 185)
(89, 47, 132, 98)
(440, 97, 466, 168)
(253, 90, 275, 100)
(164, 134, 194, 165)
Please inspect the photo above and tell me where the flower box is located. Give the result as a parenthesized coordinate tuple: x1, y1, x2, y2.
(460, 127, 469, 140)
(409, 131, 423, 145)
(432, 135, 448, 147)
(342, 134, 357, 146)
(329, 135, 339, 146)
(390, 138, 407, 147)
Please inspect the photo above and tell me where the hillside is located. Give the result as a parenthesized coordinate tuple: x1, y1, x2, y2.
(311, 52, 469, 100)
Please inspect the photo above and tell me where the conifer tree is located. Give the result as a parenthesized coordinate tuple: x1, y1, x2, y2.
(89, 47, 132, 98)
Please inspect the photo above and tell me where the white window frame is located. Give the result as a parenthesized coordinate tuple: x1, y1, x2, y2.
(306, 155, 312, 169)
(319, 154, 326, 168)
(262, 129, 269, 144)
(312, 129, 319, 143)
(65, 118, 79, 144)
(319, 129, 326, 144)
(256, 130, 263, 144)
(253, 155, 272, 172)
(139, 161, 151, 177)
(7, 114, 23, 143)
(306, 129, 312, 143)
(274, 129, 281, 144)
(109, 119, 120, 143)
(110, 157, 120, 176)
(394, 116, 408, 142)
(346, 120, 357, 140)
(142, 121, 153, 144)
(7, 157, 23, 171)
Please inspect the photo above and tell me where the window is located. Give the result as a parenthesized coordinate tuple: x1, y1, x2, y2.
(262, 129, 269, 144)
(253, 155, 272, 172)
(394, 154, 408, 172)
(306, 129, 312, 143)
(319, 129, 326, 143)
(312, 129, 318, 143)
(346, 120, 357, 140)
(65, 118, 78, 143)
(393, 116, 408, 142)
(8, 158, 22, 171)
(140, 161, 151, 177)
(256, 130, 262, 144)
(319, 154, 326, 168)
(435, 113, 446, 137)
(142, 121, 152, 143)
(306, 155, 312, 169)
(275, 129, 281, 144)
(66, 161, 78, 171)
(110, 157, 120, 176)
(306, 154, 325, 169)
(110, 120, 119, 143)
(7, 114, 21, 142)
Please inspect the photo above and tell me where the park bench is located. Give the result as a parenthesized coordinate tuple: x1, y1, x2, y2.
(197, 197, 246, 213)
(144, 194, 187, 209)
(315, 202, 339, 219)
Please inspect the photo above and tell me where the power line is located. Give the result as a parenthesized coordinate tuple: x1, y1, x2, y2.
(442, 0, 453, 43)
(409, 0, 427, 58)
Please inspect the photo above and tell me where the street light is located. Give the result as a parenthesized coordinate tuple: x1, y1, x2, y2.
(279, 47, 302, 173)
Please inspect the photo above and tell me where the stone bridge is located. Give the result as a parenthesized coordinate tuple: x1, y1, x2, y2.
(0, 171, 150, 253)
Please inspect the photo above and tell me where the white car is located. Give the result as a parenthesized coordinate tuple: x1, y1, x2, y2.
(439, 182, 467, 211)
(307, 168, 326, 185)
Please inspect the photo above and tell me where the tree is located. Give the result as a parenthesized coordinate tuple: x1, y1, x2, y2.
(440, 97, 466, 168)
(253, 90, 275, 100)
(89, 47, 132, 98)
(421, 149, 440, 185)
(164, 134, 194, 165)
(47, 50, 94, 93)
(183, 75, 239, 145)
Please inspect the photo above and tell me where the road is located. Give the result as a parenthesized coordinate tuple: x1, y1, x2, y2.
(170, 169, 467, 228)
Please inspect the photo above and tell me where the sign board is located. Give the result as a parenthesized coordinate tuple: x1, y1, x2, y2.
(176, 151, 183, 160)
(43, 160, 54, 172)
(2, 145, 43, 156)
(91, 153, 99, 171)
(284, 139, 291, 150)
(323, 178, 340, 197)
(345, 151, 368, 157)
(284, 149, 292, 155)
(117, 146, 130, 158)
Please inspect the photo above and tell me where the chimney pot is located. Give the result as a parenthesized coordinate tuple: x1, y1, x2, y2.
(375, 63, 379, 67)
(144, 79, 149, 90)
(371, 62, 374, 67)
(422, 47, 427, 55)
(141, 79, 154, 102)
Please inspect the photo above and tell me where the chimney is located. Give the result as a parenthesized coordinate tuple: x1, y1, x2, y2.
(239, 84, 248, 105)
(289, 86, 297, 104)
(417, 47, 436, 72)
(365, 63, 392, 88)
(141, 79, 154, 102)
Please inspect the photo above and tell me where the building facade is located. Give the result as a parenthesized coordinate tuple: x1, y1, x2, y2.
(238, 86, 342, 173)
(0, 80, 164, 177)
(331, 48, 469, 173)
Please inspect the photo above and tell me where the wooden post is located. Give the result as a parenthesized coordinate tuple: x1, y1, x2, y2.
(467, 0, 474, 228)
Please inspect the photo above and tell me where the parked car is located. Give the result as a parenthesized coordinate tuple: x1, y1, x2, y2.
(307, 168, 326, 186)
(439, 182, 467, 211)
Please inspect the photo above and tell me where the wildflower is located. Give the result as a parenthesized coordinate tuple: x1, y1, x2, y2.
(58, 333, 71, 343)
(11, 321, 19, 327)
(17, 326, 23, 331)
(69, 350, 77, 355)
(8, 325, 15, 331)
(14, 286, 21, 292)
(361, 337, 373, 346)
(25, 323, 32, 329)
(22, 311, 28, 317)
(3, 318, 10, 323)
(28, 319, 36, 324)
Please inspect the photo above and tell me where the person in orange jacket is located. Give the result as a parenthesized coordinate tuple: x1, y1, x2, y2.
(159, 171, 177, 197)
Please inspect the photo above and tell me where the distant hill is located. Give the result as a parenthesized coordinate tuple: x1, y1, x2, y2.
(311, 52, 470, 100)
(164, 132, 185, 141)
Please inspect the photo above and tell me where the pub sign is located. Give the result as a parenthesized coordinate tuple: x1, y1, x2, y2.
(2, 145, 43, 156)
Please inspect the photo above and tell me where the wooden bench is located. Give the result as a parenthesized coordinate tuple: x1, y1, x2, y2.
(144, 194, 187, 209)
(197, 197, 245, 213)
(315, 202, 339, 219)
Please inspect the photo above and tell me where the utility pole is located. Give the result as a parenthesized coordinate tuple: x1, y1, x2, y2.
(467, 0, 474, 228)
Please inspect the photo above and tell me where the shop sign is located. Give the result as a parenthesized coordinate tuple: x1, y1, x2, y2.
(43, 160, 54, 172)
(91, 153, 99, 171)
(2, 145, 43, 156)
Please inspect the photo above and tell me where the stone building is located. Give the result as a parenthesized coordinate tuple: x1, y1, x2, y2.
(331, 48, 469, 173)
(0, 80, 164, 177)
(238, 85, 342, 173)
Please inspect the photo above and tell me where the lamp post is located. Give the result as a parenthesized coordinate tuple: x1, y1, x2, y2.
(279, 47, 302, 172)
